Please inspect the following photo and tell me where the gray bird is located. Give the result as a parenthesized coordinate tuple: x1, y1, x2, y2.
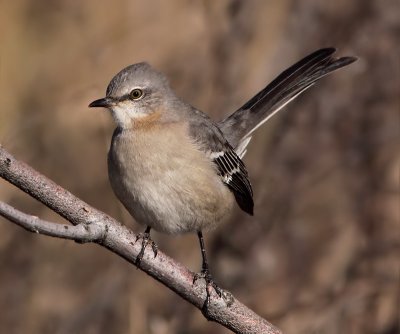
(89, 48, 356, 304)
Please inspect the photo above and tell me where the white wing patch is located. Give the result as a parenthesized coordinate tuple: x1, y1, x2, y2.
(222, 166, 240, 183)
(207, 150, 225, 159)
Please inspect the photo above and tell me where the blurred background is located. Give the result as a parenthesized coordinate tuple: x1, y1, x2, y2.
(0, 1, 399, 333)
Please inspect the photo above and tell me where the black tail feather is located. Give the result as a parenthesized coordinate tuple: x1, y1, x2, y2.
(219, 48, 357, 150)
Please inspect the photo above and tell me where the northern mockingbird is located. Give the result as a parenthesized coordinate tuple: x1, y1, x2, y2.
(89, 48, 356, 303)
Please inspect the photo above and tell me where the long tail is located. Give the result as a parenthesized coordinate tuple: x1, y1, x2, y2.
(218, 48, 357, 157)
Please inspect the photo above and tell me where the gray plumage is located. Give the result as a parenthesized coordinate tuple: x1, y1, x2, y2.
(89, 48, 356, 234)
(89, 48, 356, 300)
(187, 109, 254, 214)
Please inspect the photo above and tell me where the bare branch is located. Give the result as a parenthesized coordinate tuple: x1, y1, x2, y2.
(0, 145, 282, 334)
(0, 201, 105, 241)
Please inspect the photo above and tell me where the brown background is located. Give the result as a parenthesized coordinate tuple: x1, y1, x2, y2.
(0, 1, 399, 333)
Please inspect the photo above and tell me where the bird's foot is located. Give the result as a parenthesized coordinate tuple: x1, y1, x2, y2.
(193, 268, 223, 308)
(134, 229, 158, 266)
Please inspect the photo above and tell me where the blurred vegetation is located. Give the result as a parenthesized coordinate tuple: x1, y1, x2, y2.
(0, 1, 399, 333)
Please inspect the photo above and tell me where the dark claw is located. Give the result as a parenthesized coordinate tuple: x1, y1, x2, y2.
(134, 229, 158, 266)
(193, 231, 225, 309)
(193, 268, 223, 307)
(151, 242, 158, 258)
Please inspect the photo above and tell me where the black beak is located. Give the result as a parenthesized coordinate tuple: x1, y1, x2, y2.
(88, 97, 114, 108)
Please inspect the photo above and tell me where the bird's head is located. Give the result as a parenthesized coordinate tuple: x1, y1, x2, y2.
(89, 62, 176, 128)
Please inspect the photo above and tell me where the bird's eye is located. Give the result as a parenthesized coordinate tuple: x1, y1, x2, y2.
(129, 88, 144, 100)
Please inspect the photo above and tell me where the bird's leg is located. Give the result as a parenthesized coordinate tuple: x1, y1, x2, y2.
(193, 231, 223, 306)
(134, 226, 158, 266)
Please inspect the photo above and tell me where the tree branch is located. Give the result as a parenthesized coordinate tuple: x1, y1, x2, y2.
(0, 145, 282, 334)
(0, 201, 105, 241)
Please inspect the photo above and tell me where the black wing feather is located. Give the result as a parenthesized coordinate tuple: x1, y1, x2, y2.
(187, 107, 254, 215)
(213, 146, 253, 215)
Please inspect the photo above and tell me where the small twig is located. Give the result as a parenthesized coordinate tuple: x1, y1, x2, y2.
(0, 145, 282, 334)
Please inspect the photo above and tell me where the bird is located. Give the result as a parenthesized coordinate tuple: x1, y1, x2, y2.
(89, 48, 356, 304)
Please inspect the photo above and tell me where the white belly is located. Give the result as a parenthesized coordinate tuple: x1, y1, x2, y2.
(107, 125, 233, 234)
